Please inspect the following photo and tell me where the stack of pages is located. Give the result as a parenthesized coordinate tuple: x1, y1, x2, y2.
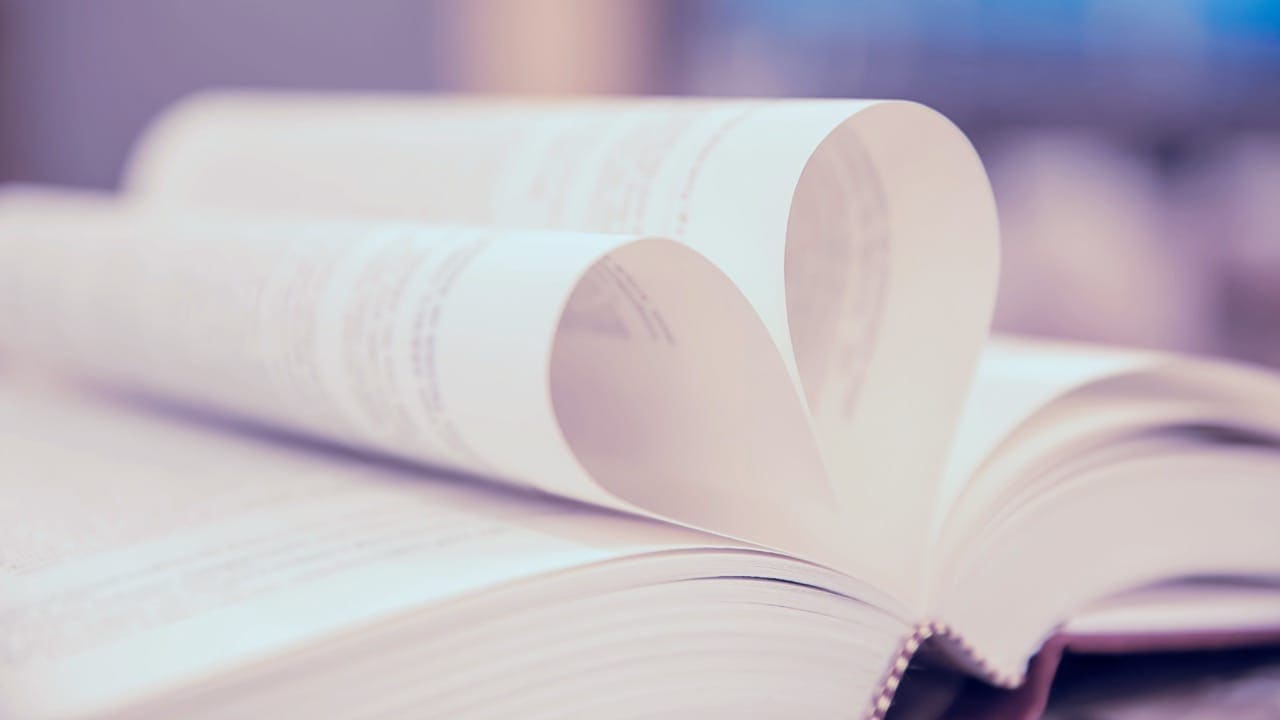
(1, 94, 1278, 720)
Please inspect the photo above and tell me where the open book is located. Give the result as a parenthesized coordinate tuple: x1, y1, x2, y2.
(1, 94, 1278, 720)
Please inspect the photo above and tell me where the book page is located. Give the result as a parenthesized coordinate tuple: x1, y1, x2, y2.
(0, 195, 848, 569)
(124, 94, 1000, 604)
(933, 336, 1155, 531)
(0, 373, 753, 719)
(925, 337, 1280, 679)
(933, 336, 1280, 550)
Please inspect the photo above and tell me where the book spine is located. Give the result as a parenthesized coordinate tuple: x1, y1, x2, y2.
(866, 621, 1024, 720)
(867, 622, 1280, 719)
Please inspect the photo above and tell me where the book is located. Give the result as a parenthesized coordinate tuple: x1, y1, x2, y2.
(0, 94, 1277, 720)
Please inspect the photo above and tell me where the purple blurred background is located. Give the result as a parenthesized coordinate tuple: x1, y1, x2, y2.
(2, 0, 1278, 365)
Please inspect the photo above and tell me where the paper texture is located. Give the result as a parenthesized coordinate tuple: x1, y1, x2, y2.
(123, 94, 1001, 602)
(0, 378, 898, 719)
(0, 376, 743, 718)
(2, 200, 876, 565)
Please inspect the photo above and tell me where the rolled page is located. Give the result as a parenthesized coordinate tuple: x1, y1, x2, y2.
(0, 197, 845, 567)
(124, 95, 1000, 604)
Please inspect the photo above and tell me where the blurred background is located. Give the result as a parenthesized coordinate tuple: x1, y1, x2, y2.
(1, 0, 1278, 366)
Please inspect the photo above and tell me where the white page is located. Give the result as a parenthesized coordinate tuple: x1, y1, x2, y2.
(936, 440, 1280, 677)
(125, 94, 1000, 604)
(1065, 580, 1280, 637)
(0, 197, 852, 570)
(936, 336, 1280, 548)
(927, 337, 1280, 675)
(934, 336, 1155, 527)
(0, 373, 760, 719)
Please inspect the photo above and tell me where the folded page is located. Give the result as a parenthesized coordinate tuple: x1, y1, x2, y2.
(125, 95, 1000, 604)
(0, 198, 850, 570)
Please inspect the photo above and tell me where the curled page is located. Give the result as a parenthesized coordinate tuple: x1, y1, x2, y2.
(0, 200, 843, 568)
(929, 338, 1280, 677)
(125, 95, 1000, 604)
